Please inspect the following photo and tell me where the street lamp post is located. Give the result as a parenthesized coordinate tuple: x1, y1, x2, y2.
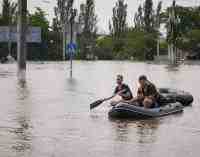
(17, 0, 27, 76)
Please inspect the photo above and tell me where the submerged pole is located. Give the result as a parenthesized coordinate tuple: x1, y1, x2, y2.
(70, 21, 73, 78)
(17, 0, 27, 76)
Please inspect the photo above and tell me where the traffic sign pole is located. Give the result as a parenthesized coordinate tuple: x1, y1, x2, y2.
(70, 19, 73, 78)
(70, 51, 73, 78)
(67, 42, 77, 78)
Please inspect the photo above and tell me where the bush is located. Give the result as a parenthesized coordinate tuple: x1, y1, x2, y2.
(124, 30, 157, 60)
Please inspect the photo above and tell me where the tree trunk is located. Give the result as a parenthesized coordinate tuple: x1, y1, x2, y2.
(17, 0, 27, 72)
(8, 26, 12, 56)
(157, 38, 160, 57)
(62, 23, 66, 60)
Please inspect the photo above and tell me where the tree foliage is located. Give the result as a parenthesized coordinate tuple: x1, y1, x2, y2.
(124, 29, 157, 60)
(78, 0, 98, 59)
(0, 0, 17, 26)
(134, 5, 144, 30)
(109, 0, 127, 38)
(143, 0, 154, 33)
(55, 0, 74, 25)
(0, 0, 200, 61)
(29, 7, 49, 40)
(155, 1, 162, 30)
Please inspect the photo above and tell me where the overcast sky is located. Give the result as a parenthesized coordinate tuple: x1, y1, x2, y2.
(1, 0, 200, 33)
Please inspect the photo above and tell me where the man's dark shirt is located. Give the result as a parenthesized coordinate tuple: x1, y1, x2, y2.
(114, 84, 133, 100)
(137, 81, 160, 101)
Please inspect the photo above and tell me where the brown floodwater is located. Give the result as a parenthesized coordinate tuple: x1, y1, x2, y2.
(0, 61, 200, 157)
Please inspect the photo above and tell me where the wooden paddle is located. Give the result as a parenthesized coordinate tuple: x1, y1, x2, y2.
(90, 89, 127, 110)
(90, 95, 116, 110)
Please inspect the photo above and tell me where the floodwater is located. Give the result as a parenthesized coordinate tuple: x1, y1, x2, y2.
(0, 61, 200, 157)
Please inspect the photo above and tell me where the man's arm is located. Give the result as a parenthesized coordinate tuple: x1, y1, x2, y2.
(114, 86, 118, 94)
(119, 85, 133, 99)
(121, 97, 139, 104)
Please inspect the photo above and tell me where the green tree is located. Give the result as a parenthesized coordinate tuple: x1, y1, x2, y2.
(149, 3, 200, 59)
(29, 7, 50, 60)
(1, 0, 10, 25)
(109, 0, 127, 38)
(0, 0, 17, 26)
(155, 1, 162, 56)
(78, 0, 98, 59)
(96, 36, 114, 59)
(166, 1, 183, 51)
(54, 0, 75, 60)
(181, 29, 200, 52)
(143, 0, 154, 33)
(0, 0, 17, 58)
(109, 0, 127, 56)
(134, 5, 144, 30)
(52, 7, 61, 32)
(124, 29, 157, 60)
(29, 7, 49, 40)
(155, 1, 162, 30)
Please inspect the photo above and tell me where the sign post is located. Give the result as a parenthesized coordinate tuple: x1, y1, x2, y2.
(68, 9, 77, 78)
(70, 19, 73, 78)
(67, 42, 77, 78)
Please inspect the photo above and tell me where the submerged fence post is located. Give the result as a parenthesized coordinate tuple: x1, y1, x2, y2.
(17, 0, 27, 79)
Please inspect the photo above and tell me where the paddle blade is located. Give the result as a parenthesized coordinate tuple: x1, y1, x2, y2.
(90, 99, 104, 110)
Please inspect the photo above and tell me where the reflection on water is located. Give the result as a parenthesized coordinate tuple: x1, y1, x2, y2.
(113, 120, 130, 142)
(110, 118, 160, 144)
(136, 120, 159, 144)
(10, 81, 32, 153)
(10, 117, 31, 152)
(0, 61, 200, 157)
(165, 64, 181, 72)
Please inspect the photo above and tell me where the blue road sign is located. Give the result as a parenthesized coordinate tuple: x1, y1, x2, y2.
(67, 42, 77, 55)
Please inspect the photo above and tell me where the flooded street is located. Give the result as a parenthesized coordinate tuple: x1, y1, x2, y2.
(0, 61, 200, 157)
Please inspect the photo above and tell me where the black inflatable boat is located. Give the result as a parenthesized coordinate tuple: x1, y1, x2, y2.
(109, 102, 183, 118)
(108, 88, 193, 119)
(158, 88, 193, 106)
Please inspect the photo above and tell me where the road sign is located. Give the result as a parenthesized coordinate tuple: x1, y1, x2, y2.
(67, 42, 77, 54)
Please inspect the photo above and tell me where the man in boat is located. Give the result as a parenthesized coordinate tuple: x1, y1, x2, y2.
(110, 75, 133, 106)
(124, 75, 160, 108)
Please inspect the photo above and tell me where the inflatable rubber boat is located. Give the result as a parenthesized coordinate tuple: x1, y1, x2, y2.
(108, 102, 183, 118)
(108, 88, 193, 119)
(158, 88, 193, 106)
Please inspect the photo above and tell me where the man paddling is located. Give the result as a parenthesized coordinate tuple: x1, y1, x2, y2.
(110, 75, 133, 106)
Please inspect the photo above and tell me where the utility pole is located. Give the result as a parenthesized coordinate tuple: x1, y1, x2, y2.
(17, 0, 27, 74)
